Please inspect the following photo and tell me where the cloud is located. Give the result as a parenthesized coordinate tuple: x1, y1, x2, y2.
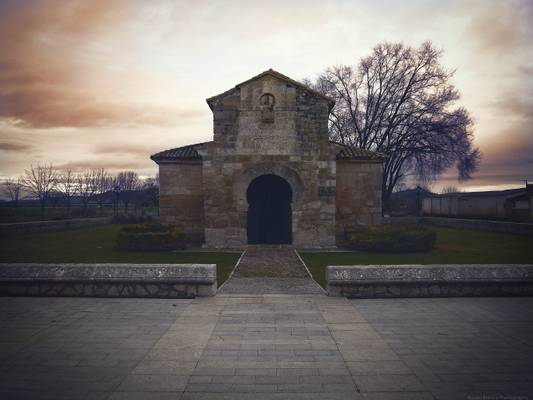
(0, 61, 206, 129)
(462, 0, 533, 55)
(0, 141, 31, 151)
(93, 143, 164, 157)
(56, 158, 152, 172)
(518, 65, 533, 76)
(0, 1, 200, 129)
(487, 95, 533, 119)
(0, 88, 201, 129)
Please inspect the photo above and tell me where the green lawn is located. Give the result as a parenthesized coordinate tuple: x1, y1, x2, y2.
(0, 225, 241, 285)
(300, 226, 533, 287)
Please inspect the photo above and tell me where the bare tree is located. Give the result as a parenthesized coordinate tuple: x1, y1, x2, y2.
(77, 169, 98, 216)
(94, 168, 112, 215)
(441, 185, 462, 194)
(142, 173, 160, 216)
(23, 164, 58, 220)
(314, 41, 480, 209)
(57, 169, 76, 217)
(3, 178, 24, 208)
(115, 171, 140, 213)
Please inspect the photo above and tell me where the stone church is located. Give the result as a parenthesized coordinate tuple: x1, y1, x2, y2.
(151, 69, 384, 248)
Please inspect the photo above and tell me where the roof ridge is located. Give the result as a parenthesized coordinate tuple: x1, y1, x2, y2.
(206, 68, 335, 107)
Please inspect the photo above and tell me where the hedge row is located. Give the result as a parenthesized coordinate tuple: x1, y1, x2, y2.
(347, 224, 436, 253)
(117, 223, 184, 251)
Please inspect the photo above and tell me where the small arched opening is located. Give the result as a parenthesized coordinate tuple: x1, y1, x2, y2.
(246, 174, 292, 244)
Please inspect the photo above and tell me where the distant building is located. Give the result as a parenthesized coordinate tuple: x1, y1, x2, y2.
(422, 184, 533, 221)
(151, 69, 386, 248)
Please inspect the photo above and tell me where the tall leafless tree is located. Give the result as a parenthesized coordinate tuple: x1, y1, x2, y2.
(57, 169, 76, 217)
(23, 164, 58, 220)
(77, 169, 98, 215)
(93, 168, 112, 215)
(314, 42, 480, 208)
(3, 178, 24, 208)
(142, 173, 160, 216)
(115, 171, 140, 213)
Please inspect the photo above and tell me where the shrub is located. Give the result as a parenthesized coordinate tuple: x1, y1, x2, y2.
(116, 223, 184, 251)
(347, 224, 436, 253)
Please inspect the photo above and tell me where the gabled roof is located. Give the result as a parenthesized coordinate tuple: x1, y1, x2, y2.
(206, 68, 335, 110)
(331, 141, 387, 161)
(150, 142, 209, 163)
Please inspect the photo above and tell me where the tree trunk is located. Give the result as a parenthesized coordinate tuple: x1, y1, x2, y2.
(40, 199, 46, 220)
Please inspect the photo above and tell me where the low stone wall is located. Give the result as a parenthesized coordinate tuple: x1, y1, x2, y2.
(0, 217, 112, 236)
(326, 264, 533, 298)
(0, 263, 216, 298)
(383, 216, 533, 235)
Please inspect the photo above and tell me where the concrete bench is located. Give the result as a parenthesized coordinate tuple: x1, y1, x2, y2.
(0, 263, 216, 298)
(326, 264, 533, 298)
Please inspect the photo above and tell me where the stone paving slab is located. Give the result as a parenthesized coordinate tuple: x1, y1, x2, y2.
(1, 295, 533, 399)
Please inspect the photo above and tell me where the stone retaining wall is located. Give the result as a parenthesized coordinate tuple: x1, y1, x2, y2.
(0, 263, 216, 298)
(0, 217, 112, 236)
(326, 264, 533, 298)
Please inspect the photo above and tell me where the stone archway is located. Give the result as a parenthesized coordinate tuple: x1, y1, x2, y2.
(247, 174, 292, 244)
(233, 162, 305, 246)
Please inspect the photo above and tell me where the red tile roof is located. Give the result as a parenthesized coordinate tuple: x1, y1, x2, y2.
(150, 142, 208, 162)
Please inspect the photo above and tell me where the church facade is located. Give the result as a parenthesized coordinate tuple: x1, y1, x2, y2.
(151, 69, 384, 248)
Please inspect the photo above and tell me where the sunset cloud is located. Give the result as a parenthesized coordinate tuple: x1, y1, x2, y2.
(488, 95, 533, 120)
(0, 141, 31, 152)
(462, 1, 532, 55)
(0, 0, 192, 129)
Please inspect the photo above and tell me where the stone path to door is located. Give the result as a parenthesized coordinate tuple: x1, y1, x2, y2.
(218, 246, 324, 295)
(2, 296, 533, 399)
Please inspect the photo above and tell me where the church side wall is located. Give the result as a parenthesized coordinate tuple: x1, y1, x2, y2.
(159, 162, 205, 244)
(336, 161, 383, 242)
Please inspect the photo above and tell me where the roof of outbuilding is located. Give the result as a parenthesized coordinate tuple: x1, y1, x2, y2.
(150, 142, 208, 162)
(206, 68, 335, 110)
(330, 141, 387, 161)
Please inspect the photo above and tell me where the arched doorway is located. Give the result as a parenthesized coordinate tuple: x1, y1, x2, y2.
(247, 174, 292, 244)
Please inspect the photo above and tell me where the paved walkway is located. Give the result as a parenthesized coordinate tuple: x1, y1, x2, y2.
(1, 296, 533, 399)
(219, 246, 323, 294)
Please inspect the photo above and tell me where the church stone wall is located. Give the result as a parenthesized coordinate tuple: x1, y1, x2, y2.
(202, 75, 336, 248)
(159, 162, 205, 243)
(336, 161, 383, 241)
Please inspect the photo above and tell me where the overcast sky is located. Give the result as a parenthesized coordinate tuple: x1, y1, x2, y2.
(0, 0, 532, 192)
